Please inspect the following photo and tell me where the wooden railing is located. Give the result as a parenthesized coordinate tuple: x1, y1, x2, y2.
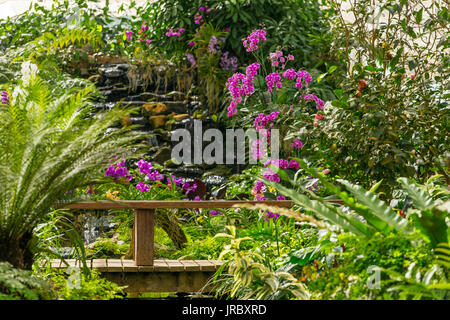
(64, 200, 296, 266)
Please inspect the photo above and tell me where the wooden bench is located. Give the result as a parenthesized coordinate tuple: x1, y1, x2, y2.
(54, 200, 294, 293)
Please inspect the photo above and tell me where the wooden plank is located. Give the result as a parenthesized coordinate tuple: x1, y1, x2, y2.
(78, 259, 91, 270)
(179, 260, 201, 272)
(195, 260, 217, 272)
(134, 209, 155, 266)
(209, 260, 226, 269)
(165, 260, 185, 272)
(138, 265, 155, 272)
(103, 271, 218, 293)
(122, 259, 138, 272)
(63, 200, 294, 210)
(51, 259, 63, 268)
(106, 259, 123, 272)
(153, 259, 170, 272)
(64, 259, 77, 268)
(92, 259, 108, 272)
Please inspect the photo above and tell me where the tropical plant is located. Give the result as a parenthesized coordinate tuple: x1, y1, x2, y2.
(0, 262, 53, 300)
(213, 226, 310, 300)
(143, 0, 331, 69)
(49, 269, 125, 300)
(33, 209, 92, 277)
(0, 63, 147, 269)
(382, 242, 450, 300)
(311, 0, 450, 193)
(265, 159, 449, 247)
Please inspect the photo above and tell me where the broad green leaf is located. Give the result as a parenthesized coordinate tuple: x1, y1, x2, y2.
(338, 179, 411, 233)
(317, 72, 327, 83)
(398, 177, 434, 210)
(267, 180, 367, 235)
(369, 179, 383, 193)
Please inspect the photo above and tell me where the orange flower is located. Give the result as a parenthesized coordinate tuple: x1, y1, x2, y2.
(106, 190, 120, 200)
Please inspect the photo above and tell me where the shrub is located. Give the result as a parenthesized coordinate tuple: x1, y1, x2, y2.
(49, 269, 125, 300)
(311, 0, 449, 192)
(0, 262, 53, 300)
(144, 0, 331, 70)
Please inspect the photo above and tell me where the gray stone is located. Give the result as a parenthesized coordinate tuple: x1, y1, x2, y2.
(152, 146, 172, 164)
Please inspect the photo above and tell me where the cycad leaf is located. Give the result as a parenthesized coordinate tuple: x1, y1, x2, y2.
(398, 177, 434, 210)
(338, 179, 411, 233)
(269, 181, 367, 235)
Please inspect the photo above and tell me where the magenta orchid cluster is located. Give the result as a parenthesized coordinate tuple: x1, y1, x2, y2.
(137, 159, 164, 182)
(301, 93, 325, 110)
(225, 30, 325, 118)
(124, 21, 152, 46)
(134, 159, 160, 193)
(265, 211, 280, 221)
(125, 31, 133, 41)
(137, 21, 151, 44)
(269, 50, 294, 69)
(282, 68, 297, 81)
(265, 158, 300, 170)
(250, 111, 279, 160)
(194, 6, 216, 24)
(182, 181, 198, 196)
(105, 159, 133, 182)
(167, 174, 183, 189)
(135, 159, 186, 194)
(209, 210, 222, 216)
(225, 62, 261, 117)
(1, 91, 9, 105)
(265, 72, 282, 93)
(254, 111, 279, 131)
(292, 139, 303, 149)
(166, 27, 185, 37)
(251, 179, 286, 221)
(136, 182, 150, 192)
(251, 158, 300, 200)
(242, 29, 267, 52)
(295, 70, 312, 89)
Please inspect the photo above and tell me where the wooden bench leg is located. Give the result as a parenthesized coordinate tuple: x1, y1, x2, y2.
(134, 209, 155, 266)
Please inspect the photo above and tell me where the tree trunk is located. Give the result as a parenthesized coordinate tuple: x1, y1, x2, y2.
(155, 210, 187, 249)
(0, 232, 34, 270)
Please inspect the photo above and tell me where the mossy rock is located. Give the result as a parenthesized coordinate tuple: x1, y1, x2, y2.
(149, 115, 167, 129)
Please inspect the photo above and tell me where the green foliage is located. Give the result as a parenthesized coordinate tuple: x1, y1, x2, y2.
(383, 263, 449, 300)
(267, 160, 449, 247)
(0, 62, 147, 267)
(49, 269, 125, 300)
(213, 226, 310, 300)
(15, 27, 103, 64)
(0, 0, 107, 50)
(34, 210, 92, 277)
(85, 238, 129, 260)
(0, 262, 53, 300)
(435, 243, 450, 269)
(311, 0, 449, 192)
(144, 0, 330, 69)
(305, 232, 437, 299)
